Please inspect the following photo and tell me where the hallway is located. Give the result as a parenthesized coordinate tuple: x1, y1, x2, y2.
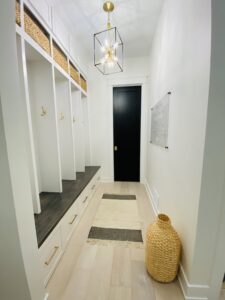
(1, 1, 225, 299)
(46, 182, 183, 300)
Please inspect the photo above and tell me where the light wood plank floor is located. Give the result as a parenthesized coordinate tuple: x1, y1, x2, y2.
(220, 286, 225, 300)
(46, 182, 184, 300)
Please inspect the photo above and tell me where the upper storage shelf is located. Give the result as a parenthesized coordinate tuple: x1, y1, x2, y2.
(80, 75, 87, 93)
(15, 1, 88, 94)
(24, 6, 51, 55)
(16, 0, 21, 26)
(69, 61, 80, 86)
(53, 40, 69, 74)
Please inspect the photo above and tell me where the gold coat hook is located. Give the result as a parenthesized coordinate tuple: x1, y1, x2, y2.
(60, 112, 65, 121)
(41, 106, 47, 117)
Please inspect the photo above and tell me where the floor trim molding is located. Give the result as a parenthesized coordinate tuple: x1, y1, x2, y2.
(44, 293, 49, 300)
(100, 177, 114, 183)
(178, 265, 209, 300)
(144, 179, 209, 300)
(144, 179, 159, 216)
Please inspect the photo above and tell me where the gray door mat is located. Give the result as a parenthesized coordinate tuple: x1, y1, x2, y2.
(88, 226, 143, 243)
(102, 193, 136, 200)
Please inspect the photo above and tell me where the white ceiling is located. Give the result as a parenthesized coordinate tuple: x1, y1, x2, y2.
(48, 0, 164, 59)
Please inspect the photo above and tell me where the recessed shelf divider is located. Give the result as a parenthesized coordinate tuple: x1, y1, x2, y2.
(71, 86, 85, 172)
(82, 97, 91, 166)
(54, 68, 76, 180)
(17, 35, 41, 213)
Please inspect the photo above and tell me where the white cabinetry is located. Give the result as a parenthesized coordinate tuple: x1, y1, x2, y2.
(16, 1, 89, 214)
(39, 168, 101, 286)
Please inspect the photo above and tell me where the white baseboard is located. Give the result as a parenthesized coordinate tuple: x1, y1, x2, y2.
(178, 265, 209, 300)
(100, 177, 113, 183)
(143, 180, 210, 300)
(44, 293, 49, 300)
(144, 179, 159, 216)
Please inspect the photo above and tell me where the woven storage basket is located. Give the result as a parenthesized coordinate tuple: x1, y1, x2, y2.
(24, 8, 51, 55)
(80, 75, 87, 92)
(145, 214, 181, 283)
(53, 42, 68, 73)
(69, 62, 80, 85)
(16, 1, 21, 26)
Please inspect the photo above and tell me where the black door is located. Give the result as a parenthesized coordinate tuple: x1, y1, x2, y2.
(113, 86, 141, 182)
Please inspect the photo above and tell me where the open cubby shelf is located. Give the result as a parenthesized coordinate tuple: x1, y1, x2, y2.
(54, 67, 76, 180)
(69, 61, 80, 85)
(80, 74, 87, 92)
(15, 1, 87, 92)
(24, 5, 51, 55)
(53, 40, 69, 73)
(16, 0, 21, 26)
(16, 0, 90, 215)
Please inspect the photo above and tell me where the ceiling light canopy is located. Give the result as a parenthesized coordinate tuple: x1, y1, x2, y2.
(94, 1, 123, 75)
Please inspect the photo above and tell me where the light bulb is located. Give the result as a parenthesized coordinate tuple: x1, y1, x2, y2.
(104, 39, 109, 47)
(107, 61, 114, 68)
(100, 57, 106, 65)
(101, 46, 106, 53)
(113, 42, 119, 49)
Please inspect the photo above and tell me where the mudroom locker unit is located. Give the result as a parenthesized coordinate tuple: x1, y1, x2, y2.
(15, 0, 101, 287)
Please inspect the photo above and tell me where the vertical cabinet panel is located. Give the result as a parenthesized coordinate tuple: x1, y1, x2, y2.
(25, 42, 62, 193)
(54, 69, 76, 180)
(82, 96, 91, 166)
(71, 85, 85, 172)
(16, 35, 41, 213)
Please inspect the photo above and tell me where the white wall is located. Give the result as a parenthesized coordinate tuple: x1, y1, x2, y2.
(146, 0, 211, 294)
(189, 1, 225, 298)
(88, 56, 149, 181)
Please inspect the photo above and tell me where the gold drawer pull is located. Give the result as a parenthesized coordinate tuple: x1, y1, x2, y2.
(91, 184, 96, 190)
(83, 196, 88, 203)
(69, 214, 78, 225)
(45, 246, 59, 266)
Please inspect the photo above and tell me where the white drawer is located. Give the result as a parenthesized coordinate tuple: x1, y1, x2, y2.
(39, 227, 62, 285)
(89, 171, 100, 194)
(96, 171, 101, 182)
(80, 170, 100, 207)
(80, 192, 89, 209)
(61, 201, 80, 247)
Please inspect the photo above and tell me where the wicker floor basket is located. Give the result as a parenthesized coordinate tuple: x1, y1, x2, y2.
(24, 8, 51, 55)
(53, 42, 68, 73)
(70, 62, 80, 85)
(16, 1, 21, 26)
(145, 214, 181, 283)
(80, 76, 87, 92)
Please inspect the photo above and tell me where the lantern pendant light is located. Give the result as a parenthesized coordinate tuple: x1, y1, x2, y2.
(94, 1, 123, 75)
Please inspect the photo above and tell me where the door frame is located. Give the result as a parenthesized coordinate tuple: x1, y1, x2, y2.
(107, 76, 149, 183)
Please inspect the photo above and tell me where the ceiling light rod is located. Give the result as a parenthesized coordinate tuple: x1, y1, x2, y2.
(103, 1, 114, 29)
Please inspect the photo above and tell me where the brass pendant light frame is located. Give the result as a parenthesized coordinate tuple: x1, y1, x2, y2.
(93, 1, 124, 75)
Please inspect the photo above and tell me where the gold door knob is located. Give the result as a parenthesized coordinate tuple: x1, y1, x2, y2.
(114, 146, 118, 151)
